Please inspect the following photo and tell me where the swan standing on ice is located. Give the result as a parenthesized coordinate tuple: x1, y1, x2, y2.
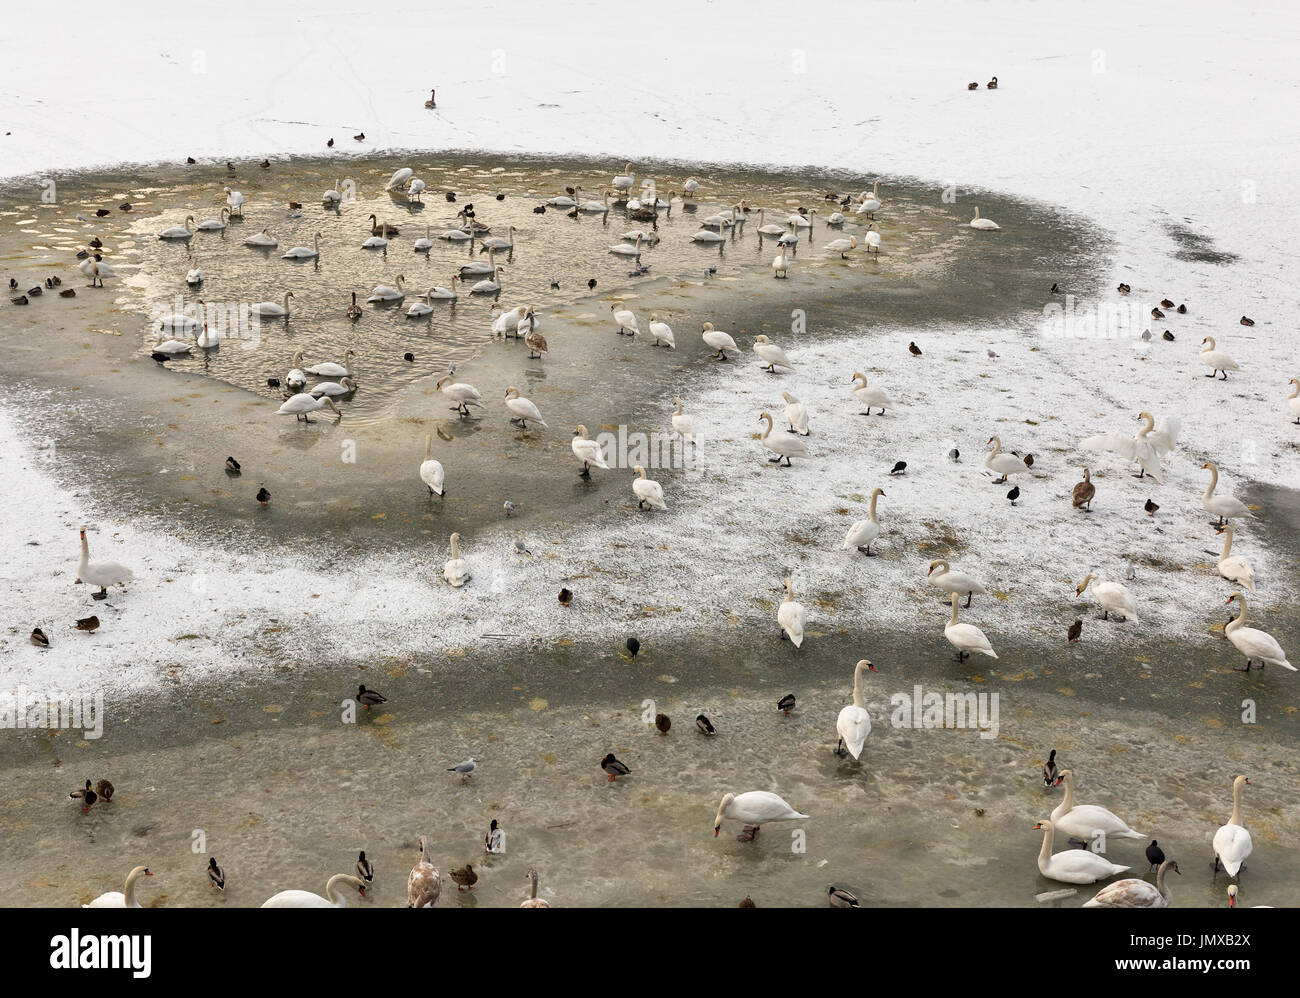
(969, 207, 999, 229)
(1080, 410, 1177, 482)
(84, 866, 152, 908)
(781, 390, 810, 435)
(1049, 769, 1144, 843)
(408, 836, 441, 908)
(1085, 859, 1181, 908)
(436, 376, 485, 415)
(571, 424, 609, 476)
(850, 372, 894, 414)
(834, 659, 877, 759)
(1200, 337, 1241, 380)
(1224, 593, 1294, 671)
(77, 527, 134, 598)
(648, 313, 675, 348)
(927, 559, 986, 607)
(772, 245, 791, 278)
(843, 487, 885, 555)
(612, 162, 635, 196)
(825, 235, 857, 259)
(671, 398, 694, 443)
(1214, 775, 1253, 877)
(752, 334, 794, 372)
(1216, 526, 1255, 591)
(224, 186, 244, 216)
(758, 411, 808, 466)
(1201, 461, 1253, 525)
(1033, 819, 1129, 884)
(778, 577, 805, 647)
(420, 435, 445, 496)
(261, 873, 367, 907)
(610, 303, 639, 336)
(713, 791, 808, 838)
(276, 394, 341, 423)
(444, 533, 471, 587)
(1075, 572, 1139, 623)
(632, 465, 667, 510)
(282, 232, 321, 259)
(157, 215, 195, 239)
(984, 435, 1030, 483)
(943, 591, 997, 661)
(701, 322, 739, 360)
(504, 386, 546, 428)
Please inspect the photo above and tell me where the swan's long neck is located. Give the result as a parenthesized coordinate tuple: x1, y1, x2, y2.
(324, 874, 351, 906)
(1060, 772, 1075, 811)
(1289, 382, 1300, 402)
(852, 663, 865, 708)
(760, 414, 773, 439)
(79, 535, 89, 569)
(1230, 778, 1244, 826)
(1157, 862, 1172, 900)
(674, 399, 683, 416)
(123, 867, 145, 907)
(868, 492, 880, 523)
(989, 437, 1001, 457)
(450, 536, 461, 560)
(783, 582, 794, 604)
(1204, 463, 1220, 499)
(425, 436, 432, 461)
(1038, 823, 1053, 866)
(1220, 529, 1233, 560)
(948, 597, 959, 627)
(529, 870, 539, 899)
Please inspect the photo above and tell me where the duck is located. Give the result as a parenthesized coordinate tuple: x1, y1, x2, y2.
(30, 627, 50, 647)
(1067, 619, 1082, 642)
(419, 435, 445, 496)
(1213, 775, 1253, 876)
(275, 394, 341, 423)
(943, 592, 997, 661)
(76, 615, 100, 632)
(76, 527, 134, 598)
(984, 435, 1030, 483)
(521, 869, 549, 908)
(967, 81, 979, 90)
(84, 867, 153, 908)
(969, 207, 1000, 230)
(571, 425, 609, 476)
(436, 376, 485, 415)
(758, 411, 808, 466)
(843, 488, 885, 555)
(281, 232, 322, 259)
(1216, 525, 1255, 591)
(695, 714, 716, 736)
(1049, 769, 1144, 843)
(449, 864, 478, 892)
(1075, 572, 1139, 622)
(208, 858, 226, 891)
(346, 292, 362, 320)
(262, 873, 367, 907)
(1033, 819, 1130, 884)
(354, 851, 374, 886)
(927, 559, 987, 607)
(1201, 461, 1253, 525)
(701, 321, 739, 360)
(601, 753, 630, 781)
(504, 386, 546, 428)
(610, 303, 640, 336)
(1144, 498, 1159, 517)
(834, 659, 877, 760)
(829, 886, 860, 908)
(255, 487, 271, 506)
(780, 390, 810, 435)
(778, 693, 797, 715)
(1042, 750, 1060, 787)
(713, 791, 809, 838)
(655, 713, 671, 735)
(70, 779, 99, 812)
(485, 820, 505, 854)
(647, 313, 675, 348)
(196, 208, 230, 231)
(632, 465, 667, 510)
(157, 215, 196, 240)
(849, 372, 894, 414)
(1225, 593, 1293, 670)
(778, 578, 805, 647)
(1199, 336, 1240, 380)
(752, 334, 794, 372)
(1085, 860, 1180, 907)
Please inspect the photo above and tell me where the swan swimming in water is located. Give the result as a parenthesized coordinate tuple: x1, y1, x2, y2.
(282, 232, 321, 259)
(969, 207, 999, 230)
(305, 350, 354, 378)
(1049, 769, 1144, 843)
(1033, 819, 1129, 884)
(157, 215, 195, 239)
(1085, 859, 1181, 908)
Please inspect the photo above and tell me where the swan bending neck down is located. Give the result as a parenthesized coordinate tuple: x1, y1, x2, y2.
(84, 865, 152, 908)
(835, 659, 876, 759)
(713, 791, 808, 837)
(1225, 593, 1294, 671)
(1048, 768, 1144, 841)
(1084, 859, 1181, 908)
(261, 873, 366, 907)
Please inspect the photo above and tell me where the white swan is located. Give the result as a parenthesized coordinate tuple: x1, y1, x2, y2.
(701, 322, 739, 360)
(781, 390, 810, 435)
(261, 873, 366, 907)
(286, 351, 307, 391)
(1079, 410, 1178, 483)
(691, 226, 727, 243)
(152, 336, 192, 354)
(1201, 461, 1253, 524)
(571, 424, 609, 475)
(504, 385, 546, 428)
(413, 225, 433, 252)
(778, 577, 805, 647)
(185, 255, 204, 284)
(579, 191, 611, 214)
(758, 411, 808, 466)
(1200, 336, 1241, 380)
(408, 177, 426, 200)
(632, 465, 667, 510)
(275, 393, 341, 422)
(609, 234, 644, 257)
(1075, 572, 1140, 623)
(648, 313, 675, 348)
(436, 376, 484, 415)
(385, 167, 414, 192)
(470, 266, 505, 294)
(305, 350, 355, 377)
(310, 377, 355, 397)
(752, 334, 794, 372)
(76, 527, 134, 596)
(671, 398, 694, 442)
(444, 532, 471, 587)
(1049, 769, 1144, 844)
(843, 487, 885, 555)
(80, 254, 116, 286)
(786, 208, 816, 229)
(1213, 775, 1253, 876)
(612, 162, 635, 193)
(1287, 378, 1300, 424)
(969, 207, 1000, 230)
(835, 659, 876, 760)
(460, 249, 497, 275)
(944, 591, 997, 661)
(682, 177, 700, 198)
(928, 559, 987, 607)
(196, 323, 220, 349)
(1216, 526, 1256, 592)
(772, 245, 791, 278)
(406, 291, 435, 317)
(1033, 819, 1130, 884)
(825, 235, 857, 258)
(1225, 592, 1294, 670)
(855, 183, 882, 216)
(244, 228, 278, 247)
(84, 866, 152, 908)
(196, 207, 230, 231)
(610, 303, 640, 336)
(224, 186, 244, 215)
(322, 181, 342, 205)
(1085, 859, 1180, 908)
(849, 371, 894, 414)
(984, 435, 1030, 483)
(427, 276, 460, 300)
(362, 235, 388, 249)
(368, 276, 405, 302)
(479, 226, 517, 252)
(281, 232, 321, 259)
(714, 791, 808, 837)
(442, 226, 474, 242)
(157, 215, 195, 240)
(756, 209, 787, 237)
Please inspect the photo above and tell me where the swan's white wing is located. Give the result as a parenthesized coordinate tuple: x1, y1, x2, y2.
(1149, 417, 1181, 454)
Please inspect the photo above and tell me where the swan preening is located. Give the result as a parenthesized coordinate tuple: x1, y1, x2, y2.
(835, 659, 876, 759)
(1033, 819, 1130, 884)
(261, 873, 366, 907)
(781, 390, 810, 435)
(1048, 769, 1144, 845)
(84, 866, 153, 908)
(1201, 461, 1253, 524)
(778, 577, 805, 647)
(1213, 775, 1253, 877)
(77, 527, 134, 597)
(1225, 593, 1294, 670)
(1075, 572, 1139, 623)
(843, 487, 885, 555)
(944, 591, 997, 661)
(1079, 411, 1179, 483)
(713, 791, 808, 837)
(927, 559, 987, 607)
(1084, 859, 1181, 908)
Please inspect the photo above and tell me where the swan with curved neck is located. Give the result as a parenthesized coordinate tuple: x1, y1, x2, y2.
(850, 372, 894, 414)
(1075, 572, 1139, 623)
(1079, 410, 1177, 482)
(927, 559, 986, 607)
(1224, 593, 1293, 670)
(713, 791, 808, 837)
(778, 577, 805, 647)
(1213, 775, 1253, 876)
(1200, 336, 1240, 380)
(843, 487, 885, 555)
(84, 865, 152, 908)
(1033, 819, 1130, 884)
(835, 659, 877, 759)
(944, 591, 997, 661)
(1201, 461, 1253, 525)
(1084, 859, 1181, 907)
(444, 532, 471, 587)
(758, 411, 808, 466)
(1049, 769, 1144, 842)
(671, 397, 694, 442)
(261, 873, 366, 907)
(282, 232, 322, 259)
(1216, 526, 1255, 591)
(984, 435, 1029, 483)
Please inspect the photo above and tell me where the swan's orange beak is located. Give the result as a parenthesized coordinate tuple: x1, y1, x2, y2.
(714, 827, 720, 837)
(1229, 893, 1236, 907)
(1216, 528, 1225, 535)
(1225, 595, 1235, 604)
(927, 566, 935, 576)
